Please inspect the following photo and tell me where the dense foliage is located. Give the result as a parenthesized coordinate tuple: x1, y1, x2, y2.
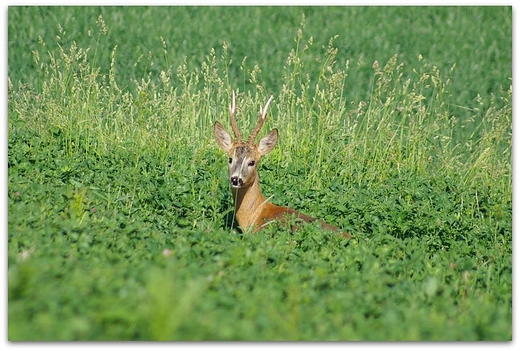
(8, 6, 511, 340)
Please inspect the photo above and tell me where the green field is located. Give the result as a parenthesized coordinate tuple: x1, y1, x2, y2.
(8, 6, 512, 340)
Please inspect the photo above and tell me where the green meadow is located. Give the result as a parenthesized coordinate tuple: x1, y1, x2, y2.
(8, 6, 512, 340)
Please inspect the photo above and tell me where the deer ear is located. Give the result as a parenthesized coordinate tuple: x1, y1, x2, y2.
(257, 129, 278, 156)
(214, 122, 234, 152)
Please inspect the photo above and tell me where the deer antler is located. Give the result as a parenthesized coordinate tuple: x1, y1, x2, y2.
(229, 91, 243, 142)
(248, 95, 273, 144)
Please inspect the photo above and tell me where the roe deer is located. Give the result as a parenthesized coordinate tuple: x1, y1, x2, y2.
(214, 91, 350, 237)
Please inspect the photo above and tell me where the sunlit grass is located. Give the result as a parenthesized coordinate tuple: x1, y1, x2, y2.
(8, 7, 511, 340)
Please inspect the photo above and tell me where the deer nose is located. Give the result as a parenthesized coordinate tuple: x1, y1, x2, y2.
(230, 176, 243, 187)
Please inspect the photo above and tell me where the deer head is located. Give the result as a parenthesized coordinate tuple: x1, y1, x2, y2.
(213, 91, 277, 189)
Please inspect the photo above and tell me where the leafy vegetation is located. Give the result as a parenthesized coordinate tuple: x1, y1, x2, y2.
(8, 6, 511, 340)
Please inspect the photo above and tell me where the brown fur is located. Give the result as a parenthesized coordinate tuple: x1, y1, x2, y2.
(214, 92, 350, 238)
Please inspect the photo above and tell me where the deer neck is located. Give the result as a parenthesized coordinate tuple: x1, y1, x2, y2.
(231, 173, 268, 230)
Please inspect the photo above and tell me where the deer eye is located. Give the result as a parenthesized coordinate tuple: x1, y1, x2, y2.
(228, 157, 232, 164)
(248, 160, 255, 167)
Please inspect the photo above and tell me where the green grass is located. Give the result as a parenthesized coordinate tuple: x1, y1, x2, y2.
(7, 6, 512, 340)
